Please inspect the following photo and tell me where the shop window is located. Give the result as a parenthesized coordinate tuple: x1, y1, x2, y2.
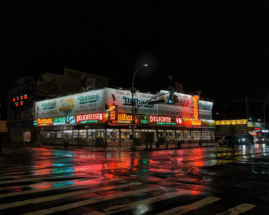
(184, 131, 191, 140)
(79, 130, 87, 139)
(63, 130, 72, 138)
(73, 130, 78, 138)
(57, 131, 62, 138)
(50, 131, 57, 138)
(42, 131, 50, 139)
(191, 131, 200, 140)
(176, 131, 183, 140)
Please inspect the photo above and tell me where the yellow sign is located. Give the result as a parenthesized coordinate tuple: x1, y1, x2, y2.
(215, 119, 247, 125)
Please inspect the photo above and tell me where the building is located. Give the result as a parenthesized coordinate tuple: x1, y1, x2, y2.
(214, 119, 262, 141)
(7, 69, 109, 143)
(32, 87, 215, 145)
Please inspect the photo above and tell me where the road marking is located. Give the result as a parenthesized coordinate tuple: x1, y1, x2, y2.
(0, 181, 141, 210)
(0, 174, 88, 185)
(0, 178, 122, 198)
(217, 203, 256, 215)
(104, 189, 191, 214)
(22, 186, 158, 215)
(157, 196, 221, 215)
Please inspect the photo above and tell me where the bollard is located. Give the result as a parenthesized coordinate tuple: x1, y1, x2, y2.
(156, 141, 159, 148)
(150, 142, 152, 150)
(199, 140, 202, 146)
(165, 142, 168, 149)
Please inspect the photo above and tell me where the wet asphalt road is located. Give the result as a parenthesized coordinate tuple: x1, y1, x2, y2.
(0, 143, 269, 214)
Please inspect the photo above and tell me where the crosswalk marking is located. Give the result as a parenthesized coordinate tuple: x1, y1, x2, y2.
(0, 174, 91, 185)
(22, 186, 159, 215)
(103, 189, 191, 214)
(217, 203, 256, 215)
(0, 178, 122, 198)
(157, 196, 221, 215)
(0, 181, 142, 210)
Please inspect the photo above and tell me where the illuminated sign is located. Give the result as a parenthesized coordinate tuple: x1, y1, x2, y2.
(183, 118, 192, 127)
(149, 116, 171, 123)
(254, 128, 260, 130)
(77, 94, 100, 104)
(108, 105, 118, 121)
(76, 113, 103, 124)
(176, 118, 182, 124)
(215, 119, 247, 125)
(37, 118, 53, 126)
(42, 102, 56, 110)
(192, 96, 201, 126)
(67, 116, 76, 124)
(118, 113, 132, 122)
(53, 117, 66, 125)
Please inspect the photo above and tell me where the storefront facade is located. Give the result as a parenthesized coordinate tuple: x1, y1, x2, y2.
(33, 88, 215, 145)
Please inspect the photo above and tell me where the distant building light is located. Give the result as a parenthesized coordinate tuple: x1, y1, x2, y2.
(258, 119, 261, 121)
(249, 118, 252, 120)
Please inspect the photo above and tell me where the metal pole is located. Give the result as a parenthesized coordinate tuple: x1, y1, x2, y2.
(263, 101, 266, 128)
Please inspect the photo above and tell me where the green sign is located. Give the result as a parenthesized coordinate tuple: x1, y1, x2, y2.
(78, 94, 100, 104)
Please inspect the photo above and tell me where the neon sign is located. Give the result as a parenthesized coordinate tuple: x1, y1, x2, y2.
(37, 118, 53, 126)
(76, 113, 103, 124)
(109, 105, 117, 121)
(67, 116, 76, 124)
(176, 118, 182, 124)
(192, 96, 201, 126)
(118, 113, 132, 122)
(53, 117, 66, 125)
(149, 116, 171, 123)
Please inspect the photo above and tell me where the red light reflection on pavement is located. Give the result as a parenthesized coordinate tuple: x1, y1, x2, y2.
(32, 148, 52, 176)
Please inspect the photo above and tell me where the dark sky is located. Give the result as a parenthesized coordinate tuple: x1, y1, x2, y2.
(1, 0, 269, 120)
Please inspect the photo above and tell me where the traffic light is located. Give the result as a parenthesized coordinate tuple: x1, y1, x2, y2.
(168, 91, 174, 104)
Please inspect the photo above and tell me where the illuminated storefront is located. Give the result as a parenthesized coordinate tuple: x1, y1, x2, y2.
(33, 88, 215, 145)
(214, 119, 262, 141)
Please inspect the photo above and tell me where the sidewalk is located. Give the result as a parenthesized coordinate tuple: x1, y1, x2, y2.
(0, 141, 218, 153)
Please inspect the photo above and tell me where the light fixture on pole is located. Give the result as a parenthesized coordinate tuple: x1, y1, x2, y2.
(130, 64, 148, 151)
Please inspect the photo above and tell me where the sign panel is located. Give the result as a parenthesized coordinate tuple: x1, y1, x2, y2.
(8, 77, 35, 122)
(35, 89, 105, 119)
(25, 131, 31, 142)
(76, 113, 103, 124)
(37, 118, 53, 126)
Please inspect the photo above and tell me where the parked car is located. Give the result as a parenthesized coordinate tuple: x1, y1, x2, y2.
(219, 134, 254, 146)
(256, 136, 269, 144)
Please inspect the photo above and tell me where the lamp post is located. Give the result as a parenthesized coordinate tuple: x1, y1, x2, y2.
(264, 100, 267, 127)
(130, 64, 148, 151)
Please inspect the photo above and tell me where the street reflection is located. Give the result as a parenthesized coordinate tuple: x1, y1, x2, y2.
(5, 143, 269, 198)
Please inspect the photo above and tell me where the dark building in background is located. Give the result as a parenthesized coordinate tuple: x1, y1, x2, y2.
(7, 68, 109, 143)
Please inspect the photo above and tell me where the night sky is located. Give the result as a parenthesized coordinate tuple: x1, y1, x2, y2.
(1, 0, 269, 121)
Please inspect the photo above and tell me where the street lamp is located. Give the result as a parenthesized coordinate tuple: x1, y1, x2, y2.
(130, 64, 148, 151)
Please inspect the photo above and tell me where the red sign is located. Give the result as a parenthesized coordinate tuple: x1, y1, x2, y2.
(254, 127, 260, 130)
(176, 118, 183, 124)
(149, 116, 171, 123)
(25, 132, 31, 142)
(76, 113, 103, 123)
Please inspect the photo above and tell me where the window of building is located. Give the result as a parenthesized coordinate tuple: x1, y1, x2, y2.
(73, 130, 78, 138)
(63, 130, 72, 138)
(79, 129, 87, 139)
